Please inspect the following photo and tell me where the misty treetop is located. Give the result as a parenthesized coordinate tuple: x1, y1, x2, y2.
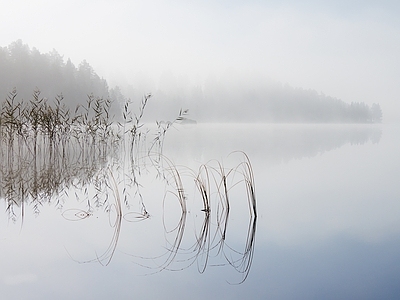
(189, 82, 383, 123)
(0, 40, 122, 111)
(0, 40, 382, 124)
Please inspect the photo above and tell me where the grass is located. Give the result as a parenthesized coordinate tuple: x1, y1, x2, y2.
(0, 88, 257, 283)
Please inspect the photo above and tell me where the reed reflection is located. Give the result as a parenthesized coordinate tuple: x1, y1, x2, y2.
(151, 154, 257, 284)
(0, 89, 118, 220)
(116, 153, 257, 283)
(0, 90, 257, 283)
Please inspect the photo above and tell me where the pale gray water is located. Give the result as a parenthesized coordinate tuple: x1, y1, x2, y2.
(1, 123, 399, 299)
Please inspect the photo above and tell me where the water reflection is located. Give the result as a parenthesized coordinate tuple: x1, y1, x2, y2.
(163, 124, 382, 166)
(0, 120, 384, 288)
(0, 121, 257, 283)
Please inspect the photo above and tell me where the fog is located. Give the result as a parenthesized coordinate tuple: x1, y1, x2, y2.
(2, 2, 400, 298)
(1, 0, 399, 122)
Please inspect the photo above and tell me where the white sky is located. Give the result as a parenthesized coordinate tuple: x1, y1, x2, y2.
(1, 0, 399, 122)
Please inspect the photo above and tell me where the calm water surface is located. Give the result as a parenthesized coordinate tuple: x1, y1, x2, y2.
(1, 123, 399, 299)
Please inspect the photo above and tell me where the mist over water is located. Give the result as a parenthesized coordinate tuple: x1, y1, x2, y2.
(1, 121, 398, 299)
(1, 1, 399, 297)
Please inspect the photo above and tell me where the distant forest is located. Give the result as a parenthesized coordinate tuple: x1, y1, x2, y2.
(0, 40, 382, 123)
(0, 40, 123, 116)
(189, 82, 383, 123)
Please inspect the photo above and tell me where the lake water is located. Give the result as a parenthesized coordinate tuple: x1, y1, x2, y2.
(1, 123, 399, 299)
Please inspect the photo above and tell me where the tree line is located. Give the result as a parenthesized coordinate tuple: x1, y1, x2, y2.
(0, 40, 123, 116)
(185, 81, 383, 123)
(0, 40, 382, 123)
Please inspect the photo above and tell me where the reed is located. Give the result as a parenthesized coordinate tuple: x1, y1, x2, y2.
(0, 88, 257, 283)
(0, 89, 117, 218)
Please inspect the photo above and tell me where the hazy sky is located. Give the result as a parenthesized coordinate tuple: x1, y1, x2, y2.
(1, 0, 399, 122)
